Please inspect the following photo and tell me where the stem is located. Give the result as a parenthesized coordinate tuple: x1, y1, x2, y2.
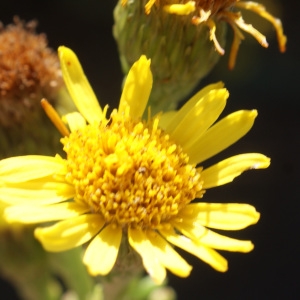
(49, 248, 94, 299)
(101, 234, 144, 300)
(0, 226, 61, 300)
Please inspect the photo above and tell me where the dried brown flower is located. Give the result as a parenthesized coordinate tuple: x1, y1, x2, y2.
(0, 17, 63, 127)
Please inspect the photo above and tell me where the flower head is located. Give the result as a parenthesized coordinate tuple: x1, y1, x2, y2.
(0, 47, 270, 283)
(122, 0, 286, 69)
(0, 17, 71, 157)
(114, 0, 286, 114)
(0, 17, 63, 127)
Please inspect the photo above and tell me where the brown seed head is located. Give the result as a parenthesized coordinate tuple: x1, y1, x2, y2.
(0, 17, 63, 126)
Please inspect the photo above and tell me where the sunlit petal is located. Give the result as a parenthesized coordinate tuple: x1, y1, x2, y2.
(165, 82, 224, 132)
(0, 156, 66, 183)
(0, 175, 74, 202)
(186, 110, 258, 164)
(146, 230, 192, 277)
(160, 228, 228, 272)
(0, 180, 75, 205)
(158, 111, 177, 130)
(119, 55, 152, 119)
(172, 220, 254, 252)
(35, 214, 105, 252)
(128, 227, 166, 283)
(168, 88, 228, 148)
(62, 112, 87, 132)
(201, 153, 271, 188)
(58, 46, 102, 124)
(163, 2, 195, 15)
(5, 202, 89, 224)
(83, 224, 122, 275)
(178, 203, 260, 230)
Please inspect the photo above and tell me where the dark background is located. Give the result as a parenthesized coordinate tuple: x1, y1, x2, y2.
(1, 0, 299, 299)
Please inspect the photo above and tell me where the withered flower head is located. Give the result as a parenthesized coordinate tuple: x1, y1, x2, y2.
(122, 0, 287, 69)
(0, 17, 63, 127)
(0, 17, 67, 157)
(114, 0, 286, 113)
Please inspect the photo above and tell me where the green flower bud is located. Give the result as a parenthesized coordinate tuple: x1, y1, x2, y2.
(114, 0, 286, 114)
(113, 0, 227, 114)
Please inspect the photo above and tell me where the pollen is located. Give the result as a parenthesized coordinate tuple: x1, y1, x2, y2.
(61, 107, 202, 230)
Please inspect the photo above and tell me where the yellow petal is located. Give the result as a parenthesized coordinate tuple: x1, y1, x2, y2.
(171, 218, 208, 240)
(62, 112, 87, 132)
(5, 202, 89, 224)
(58, 46, 102, 124)
(186, 110, 258, 164)
(160, 229, 228, 272)
(164, 82, 224, 132)
(0, 179, 75, 205)
(83, 224, 122, 276)
(158, 111, 177, 130)
(35, 214, 105, 252)
(179, 203, 260, 230)
(119, 55, 152, 119)
(163, 2, 196, 15)
(168, 88, 228, 148)
(146, 230, 192, 278)
(0, 156, 66, 183)
(172, 220, 254, 252)
(197, 231, 254, 253)
(128, 227, 166, 284)
(201, 153, 271, 188)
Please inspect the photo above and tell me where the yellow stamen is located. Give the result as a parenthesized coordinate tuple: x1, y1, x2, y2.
(41, 99, 70, 137)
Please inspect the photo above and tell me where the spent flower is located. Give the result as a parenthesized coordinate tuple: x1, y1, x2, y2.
(0, 17, 75, 157)
(0, 17, 63, 127)
(0, 47, 270, 283)
(121, 0, 286, 69)
(114, 0, 286, 111)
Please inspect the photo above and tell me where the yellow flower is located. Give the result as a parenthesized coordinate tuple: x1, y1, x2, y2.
(0, 47, 270, 283)
(121, 0, 287, 69)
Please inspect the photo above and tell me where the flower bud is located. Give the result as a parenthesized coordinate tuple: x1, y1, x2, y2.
(114, 0, 286, 113)
(113, 0, 227, 113)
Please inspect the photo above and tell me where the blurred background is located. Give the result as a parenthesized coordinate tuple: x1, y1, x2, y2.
(0, 0, 299, 299)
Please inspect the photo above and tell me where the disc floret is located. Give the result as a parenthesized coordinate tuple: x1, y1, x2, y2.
(62, 106, 203, 230)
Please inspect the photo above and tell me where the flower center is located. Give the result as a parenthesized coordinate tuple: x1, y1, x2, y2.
(61, 108, 202, 230)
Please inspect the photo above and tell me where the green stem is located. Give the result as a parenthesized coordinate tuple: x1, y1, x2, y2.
(0, 226, 61, 300)
(49, 248, 94, 299)
(101, 234, 143, 300)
